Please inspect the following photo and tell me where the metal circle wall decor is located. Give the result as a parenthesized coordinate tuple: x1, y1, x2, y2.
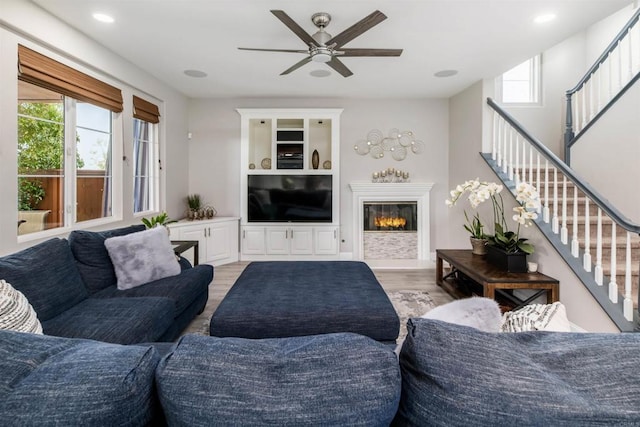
(354, 129, 424, 161)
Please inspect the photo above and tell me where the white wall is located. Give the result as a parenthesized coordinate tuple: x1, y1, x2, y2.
(0, 0, 190, 254)
(187, 97, 449, 256)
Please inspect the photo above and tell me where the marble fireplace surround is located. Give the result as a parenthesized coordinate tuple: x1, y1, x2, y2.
(349, 181, 434, 269)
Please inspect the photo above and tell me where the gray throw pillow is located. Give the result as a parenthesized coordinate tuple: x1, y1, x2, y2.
(104, 226, 180, 290)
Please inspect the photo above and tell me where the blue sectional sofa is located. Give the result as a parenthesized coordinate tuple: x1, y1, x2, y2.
(3, 318, 640, 425)
(0, 225, 213, 344)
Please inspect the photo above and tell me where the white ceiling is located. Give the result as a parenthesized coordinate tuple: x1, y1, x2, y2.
(31, 0, 632, 99)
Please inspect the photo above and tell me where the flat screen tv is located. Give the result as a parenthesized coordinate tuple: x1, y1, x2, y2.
(248, 174, 332, 222)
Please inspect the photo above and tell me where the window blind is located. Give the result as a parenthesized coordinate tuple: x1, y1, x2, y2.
(17, 44, 123, 113)
(133, 95, 160, 124)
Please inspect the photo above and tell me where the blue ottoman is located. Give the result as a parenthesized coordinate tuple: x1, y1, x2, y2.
(209, 261, 399, 343)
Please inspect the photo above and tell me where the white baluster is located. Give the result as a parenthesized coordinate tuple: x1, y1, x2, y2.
(583, 80, 590, 125)
(609, 222, 618, 304)
(597, 66, 603, 111)
(543, 160, 550, 223)
(502, 123, 508, 174)
(508, 128, 513, 180)
(595, 208, 603, 286)
(608, 52, 613, 103)
(624, 231, 633, 321)
(529, 145, 534, 187)
(536, 154, 541, 213)
(514, 136, 520, 185)
(589, 75, 595, 123)
(627, 28, 633, 82)
(496, 118, 502, 168)
(561, 177, 568, 244)
(492, 112, 498, 160)
(571, 185, 579, 257)
(618, 40, 623, 91)
(552, 168, 559, 234)
(583, 198, 591, 272)
(522, 137, 527, 184)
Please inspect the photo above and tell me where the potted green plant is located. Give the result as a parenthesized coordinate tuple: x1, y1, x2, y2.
(186, 194, 202, 220)
(141, 211, 177, 229)
(464, 211, 488, 255)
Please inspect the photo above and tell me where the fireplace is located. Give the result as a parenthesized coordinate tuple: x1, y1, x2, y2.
(363, 202, 417, 231)
(350, 181, 433, 268)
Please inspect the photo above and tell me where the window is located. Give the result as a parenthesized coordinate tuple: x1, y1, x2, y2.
(133, 119, 157, 212)
(132, 96, 160, 214)
(497, 55, 542, 104)
(17, 45, 122, 236)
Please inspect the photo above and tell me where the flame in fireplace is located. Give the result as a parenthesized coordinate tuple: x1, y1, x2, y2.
(375, 216, 407, 228)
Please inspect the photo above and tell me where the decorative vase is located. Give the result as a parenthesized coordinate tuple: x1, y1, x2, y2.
(312, 149, 319, 169)
(486, 245, 528, 273)
(469, 237, 488, 255)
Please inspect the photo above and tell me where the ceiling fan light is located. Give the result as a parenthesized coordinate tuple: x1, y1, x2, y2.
(312, 52, 332, 63)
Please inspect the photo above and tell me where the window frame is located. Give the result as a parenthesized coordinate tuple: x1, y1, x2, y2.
(496, 54, 543, 106)
(17, 46, 123, 241)
(132, 117, 160, 215)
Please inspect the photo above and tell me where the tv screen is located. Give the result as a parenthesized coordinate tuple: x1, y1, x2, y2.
(248, 175, 332, 222)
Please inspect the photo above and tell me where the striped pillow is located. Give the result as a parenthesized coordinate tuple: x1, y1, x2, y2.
(501, 302, 571, 332)
(0, 279, 43, 334)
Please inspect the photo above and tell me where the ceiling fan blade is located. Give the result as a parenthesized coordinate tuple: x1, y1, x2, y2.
(280, 56, 312, 75)
(327, 57, 353, 78)
(326, 10, 387, 49)
(238, 47, 309, 54)
(271, 10, 318, 47)
(339, 48, 403, 57)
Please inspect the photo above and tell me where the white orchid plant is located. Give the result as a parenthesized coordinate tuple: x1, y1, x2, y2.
(446, 179, 541, 254)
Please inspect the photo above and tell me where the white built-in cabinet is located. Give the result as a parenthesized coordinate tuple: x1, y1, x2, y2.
(168, 217, 239, 266)
(237, 108, 342, 260)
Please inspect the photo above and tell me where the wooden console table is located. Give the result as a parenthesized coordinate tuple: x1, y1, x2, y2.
(436, 249, 559, 311)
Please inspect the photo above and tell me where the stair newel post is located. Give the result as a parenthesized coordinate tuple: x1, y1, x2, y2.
(583, 198, 592, 272)
(595, 208, 604, 286)
(564, 91, 575, 165)
(609, 222, 618, 304)
(571, 185, 579, 258)
(624, 232, 634, 321)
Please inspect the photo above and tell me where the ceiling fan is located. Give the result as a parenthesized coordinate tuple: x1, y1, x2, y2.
(238, 10, 403, 77)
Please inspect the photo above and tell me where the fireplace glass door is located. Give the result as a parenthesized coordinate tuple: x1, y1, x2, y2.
(363, 202, 418, 231)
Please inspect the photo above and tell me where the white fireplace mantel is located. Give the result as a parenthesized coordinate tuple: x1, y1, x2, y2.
(349, 181, 434, 269)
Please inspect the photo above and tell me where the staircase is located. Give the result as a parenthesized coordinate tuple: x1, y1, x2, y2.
(485, 98, 640, 331)
(481, 8, 640, 331)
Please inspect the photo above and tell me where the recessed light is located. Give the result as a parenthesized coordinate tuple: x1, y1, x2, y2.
(310, 69, 331, 78)
(434, 69, 458, 78)
(183, 69, 208, 78)
(92, 13, 114, 23)
(534, 13, 556, 24)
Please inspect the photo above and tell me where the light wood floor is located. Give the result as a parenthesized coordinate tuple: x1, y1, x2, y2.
(183, 261, 454, 335)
